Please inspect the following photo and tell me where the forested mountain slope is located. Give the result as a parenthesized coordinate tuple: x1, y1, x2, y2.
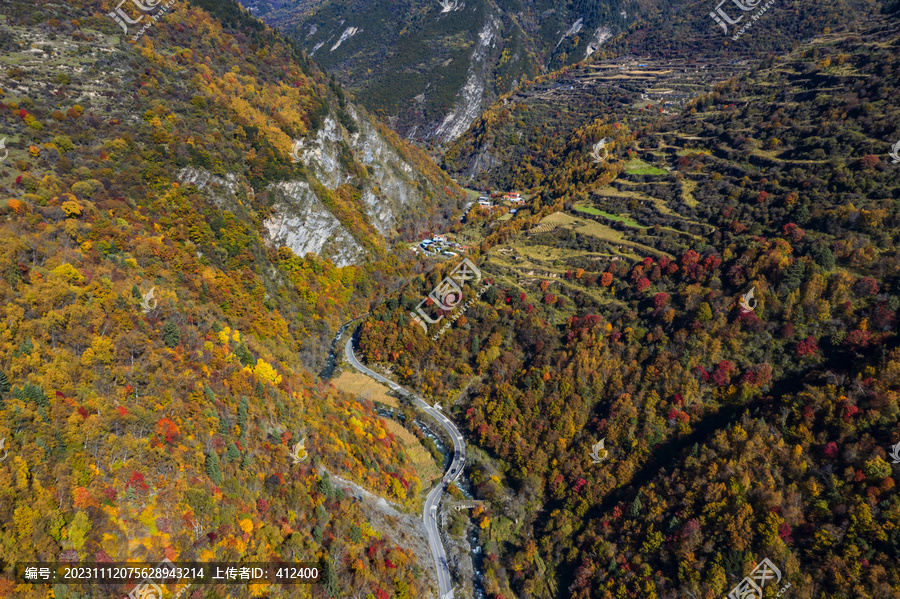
(444, 10, 889, 192)
(358, 17, 900, 599)
(246, 0, 878, 148)
(247, 0, 634, 144)
(0, 0, 461, 597)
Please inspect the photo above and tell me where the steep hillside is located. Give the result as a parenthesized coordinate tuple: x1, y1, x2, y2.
(442, 56, 748, 190)
(0, 0, 461, 597)
(442, 0, 881, 185)
(358, 17, 900, 599)
(603, 0, 880, 59)
(0, 0, 466, 366)
(247, 0, 634, 143)
(246, 0, 877, 148)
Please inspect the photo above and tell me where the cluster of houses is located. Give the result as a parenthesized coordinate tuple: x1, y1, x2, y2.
(476, 191, 525, 211)
(415, 234, 470, 257)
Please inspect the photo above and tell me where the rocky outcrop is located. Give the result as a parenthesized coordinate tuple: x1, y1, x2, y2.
(264, 181, 365, 268)
(432, 15, 501, 143)
(181, 103, 447, 267)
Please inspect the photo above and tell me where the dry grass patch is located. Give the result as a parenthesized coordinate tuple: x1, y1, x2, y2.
(383, 419, 443, 484)
(681, 179, 698, 208)
(332, 371, 399, 407)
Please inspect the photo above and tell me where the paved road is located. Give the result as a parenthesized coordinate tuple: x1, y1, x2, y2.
(344, 336, 464, 599)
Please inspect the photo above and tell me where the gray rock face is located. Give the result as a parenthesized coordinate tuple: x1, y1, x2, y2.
(181, 106, 446, 267)
(179, 163, 365, 268)
(177, 167, 243, 207)
(264, 181, 364, 268)
(432, 15, 501, 143)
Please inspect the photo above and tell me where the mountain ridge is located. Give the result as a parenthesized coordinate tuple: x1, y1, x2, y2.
(0, 1, 467, 597)
(247, 0, 634, 144)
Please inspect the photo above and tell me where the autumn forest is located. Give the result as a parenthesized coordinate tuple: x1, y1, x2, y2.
(1, 1, 899, 599)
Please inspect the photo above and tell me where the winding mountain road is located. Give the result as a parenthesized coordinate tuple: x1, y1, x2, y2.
(344, 336, 464, 599)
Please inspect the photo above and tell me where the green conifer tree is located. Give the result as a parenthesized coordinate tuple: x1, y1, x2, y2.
(164, 321, 181, 348)
(205, 452, 223, 485)
(226, 443, 240, 462)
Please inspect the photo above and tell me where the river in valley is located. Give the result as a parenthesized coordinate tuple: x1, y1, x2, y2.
(323, 323, 487, 599)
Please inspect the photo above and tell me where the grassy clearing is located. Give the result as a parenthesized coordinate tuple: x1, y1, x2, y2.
(332, 371, 399, 407)
(382, 419, 443, 485)
(533, 212, 671, 259)
(623, 158, 667, 175)
(681, 179, 699, 208)
(676, 148, 711, 156)
(527, 222, 558, 234)
(574, 205, 645, 228)
(512, 244, 603, 264)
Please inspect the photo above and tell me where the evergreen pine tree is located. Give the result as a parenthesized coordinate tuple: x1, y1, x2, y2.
(0, 370, 10, 395)
(630, 492, 643, 517)
(237, 396, 249, 432)
(163, 321, 181, 348)
(131, 284, 142, 299)
(226, 443, 240, 462)
(784, 258, 806, 291)
(812, 244, 835, 270)
(348, 524, 362, 543)
(236, 344, 255, 367)
(318, 473, 333, 498)
(205, 452, 223, 485)
(320, 558, 338, 597)
(19, 383, 49, 408)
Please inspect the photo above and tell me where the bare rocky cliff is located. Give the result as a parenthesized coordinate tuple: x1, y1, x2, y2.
(181, 105, 460, 267)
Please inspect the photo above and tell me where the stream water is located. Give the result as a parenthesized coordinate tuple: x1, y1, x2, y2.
(317, 321, 353, 379)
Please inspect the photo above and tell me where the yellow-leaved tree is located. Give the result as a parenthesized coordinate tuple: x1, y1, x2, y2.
(253, 359, 282, 385)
